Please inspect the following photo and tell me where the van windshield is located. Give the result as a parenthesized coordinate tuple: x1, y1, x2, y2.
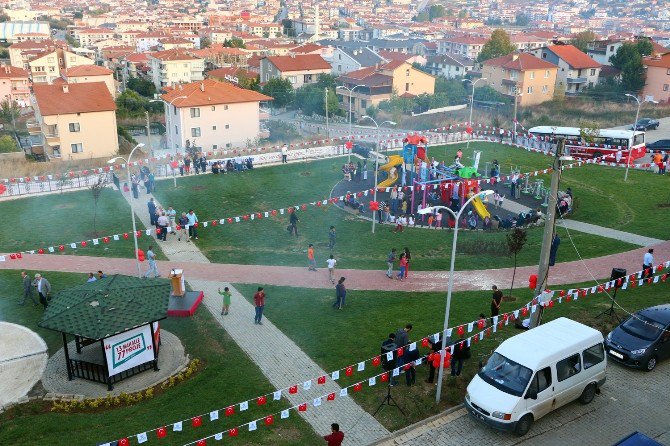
(478, 352, 532, 397)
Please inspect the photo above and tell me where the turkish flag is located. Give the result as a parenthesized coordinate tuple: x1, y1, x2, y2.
(372, 356, 381, 367)
(317, 376, 326, 384)
(156, 427, 167, 439)
(257, 395, 267, 405)
(327, 393, 335, 401)
(345, 366, 353, 376)
(225, 406, 234, 416)
(265, 415, 274, 426)
(192, 416, 202, 427)
(298, 403, 307, 412)
(197, 440, 206, 446)
(289, 385, 298, 394)
(353, 383, 362, 392)
(229, 428, 238, 437)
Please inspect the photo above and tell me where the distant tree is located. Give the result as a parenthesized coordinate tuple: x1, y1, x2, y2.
(0, 10, 10, 22)
(474, 85, 512, 104)
(200, 36, 211, 49)
(65, 34, 80, 48)
(485, 17, 503, 26)
(265, 120, 299, 143)
(115, 90, 162, 119)
(223, 38, 246, 49)
(126, 77, 156, 97)
(506, 227, 527, 298)
(635, 37, 653, 57)
(569, 30, 596, 52)
(477, 29, 516, 63)
(294, 84, 340, 116)
(0, 134, 18, 153)
(315, 73, 337, 91)
(0, 98, 20, 130)
(261, 77, 293, 108)
(235, 71, 260, 91)
(73, 11, 83, 19)
(514, 13, 530, 26)
(429, 4, 446, 20)
(89, 175, 108, 236)
(0, 48, 9, 58)
(365, 104, 378, 119)
(414, 11, 429, 22)
(609, 42, 646, 92)
(458, 9, 467, 18)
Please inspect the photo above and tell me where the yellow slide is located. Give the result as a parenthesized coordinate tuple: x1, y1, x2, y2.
(377, 155, 404, 188)
(472, 196, 491, 220)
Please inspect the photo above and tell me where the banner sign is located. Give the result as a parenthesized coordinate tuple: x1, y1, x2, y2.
(104, 324, 155, 377)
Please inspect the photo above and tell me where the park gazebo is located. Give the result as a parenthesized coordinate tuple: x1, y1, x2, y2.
(39, 275, 170, 391)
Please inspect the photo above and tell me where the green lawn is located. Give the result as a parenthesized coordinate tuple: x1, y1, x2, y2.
(234, 281, 669, 431)
(0, 270, 321, 446)
(152, 145, 636, 270)
(0, 189, 166, 260)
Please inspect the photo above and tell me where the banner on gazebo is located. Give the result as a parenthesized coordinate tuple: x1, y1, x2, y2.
(105, 324, 155, 376)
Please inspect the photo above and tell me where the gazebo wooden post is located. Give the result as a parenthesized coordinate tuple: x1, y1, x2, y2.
(149, 323, 159, 372)
(100, 339, 113, 391)
(62, 332, 72, 381)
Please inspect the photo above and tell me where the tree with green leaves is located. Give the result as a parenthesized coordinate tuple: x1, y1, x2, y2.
(569, 30, 596, 52)
(236, 71, 260, 91)
(0, 134, 18, 153)
(429, 5, 446, 20)
(115, 90, 162, 119)
(200, 37, 211, 49)
(0, 99, 20, 130)
(126, 77, 156, 97)
(294, 84, 340, 116)
(477, 29, 516, 63)
(223, 38, 246, 49)
(609, 42, 647, 92)
(261, 77, 293, 108)
(514, 13, 530, 26)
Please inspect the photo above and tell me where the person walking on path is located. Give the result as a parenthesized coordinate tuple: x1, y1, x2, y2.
(253, 287, 266, 325)
(289, 211, 299, 236)
(334, 277, 346, 309)
(308, 244, 317, 271)
(386, 248, 397, 278)
(281, 144, 288, 164)
(323, 423, 344, 446)
(491, 285, 503, 317)
(397, 253, 407, 281)
(20, 271, 38, 306)
(148, 198, 157, 226)
(143, 246, 160, 278)
(166, 207, 177, 235)
(178, 212, 189, 241)
(218, 286, 232, 315)
(187, 209, 199, 240)
(32, 273, 51, 309)
(131, 173, 140, 199)
(643, 248, 654, 278)
(328, 226, 336, 250)
(326, 255, 337, 283)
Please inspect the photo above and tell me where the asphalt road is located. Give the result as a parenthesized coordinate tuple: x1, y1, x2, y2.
(610, 116, 670, 144)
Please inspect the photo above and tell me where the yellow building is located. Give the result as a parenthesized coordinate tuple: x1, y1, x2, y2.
(28, 49, 95, 84)
(30, 82, 119, 160)
(62, 65, 117, 98)
(481, 53, 558, 106)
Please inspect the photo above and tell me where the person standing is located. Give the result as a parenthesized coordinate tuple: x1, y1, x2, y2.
(20, 271, 38, 306)
(394, 323, 413, 368)
(326, 255, 337, 284)
(157, 212, 169, 241)
(112, 172, 121, 191)
(187, 209, 199, 240)
(549, 233, 561, 266)
(144, 246, 160, 278)
(218, 286, 232, 315)
(289, 211, 299, 236)
(253, 287, 266, 325)
(307, 244, 317, 271)
(397, 253, 407, 281)
(166, 206, 177, 235)
(386, 248, 396, 278)
(131, 173, 140, 199)
(643, 248, 654, 278)
(32, 273, 51, 309)
(425, 334, 442, 384)
(178, 212, 189, 242)
(147, 198, 157, 226)
(281, 144, 288, 164)
(451, 334, 470, 377)
(328, 226, 336, 250)
(491, 285, 503, 317)
(323, 423, 344, 446)
(334, 277, 346, 309)
(403, 247, 412, 278)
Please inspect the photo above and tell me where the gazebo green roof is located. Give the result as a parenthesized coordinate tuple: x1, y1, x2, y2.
(39, 275, 170, 340)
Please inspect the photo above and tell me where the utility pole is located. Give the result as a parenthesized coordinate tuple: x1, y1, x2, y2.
(512, 86, 519, 143)
(324, 87, 329, 138)
(530, 138, 564, 328)
(146, 111, 153, 157)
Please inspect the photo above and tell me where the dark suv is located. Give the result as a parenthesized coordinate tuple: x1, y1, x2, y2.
(604, 304, 670, 371)
(647, 139, 670, 151)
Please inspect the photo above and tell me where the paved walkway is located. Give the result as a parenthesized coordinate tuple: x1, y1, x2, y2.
(122, 191, 390, 445)
(372, 361, 670, 446)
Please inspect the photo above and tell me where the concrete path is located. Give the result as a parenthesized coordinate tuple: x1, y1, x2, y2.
(0, 322, 48, 409)
(121, 191, 390, 444)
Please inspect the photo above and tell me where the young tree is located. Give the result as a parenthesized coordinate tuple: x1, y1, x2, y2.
(0, 134, 18, 153)
(506, 227, 527, 298)
(609, 42, 646, 92)
(0, 99, 20, 130)
(89, 174, 108, 236)
(200, 36, 212, 49)
(261, 77, 293, 108)
(515, 13, 530, 26)
(477, 29, 516, 63)
(569, 30, 596, 52)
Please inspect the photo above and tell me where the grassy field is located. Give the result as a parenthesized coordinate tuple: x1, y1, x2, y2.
(234, 280, 669, 431)
(0, 270, 321, 446)
(0, 189, 166, 260)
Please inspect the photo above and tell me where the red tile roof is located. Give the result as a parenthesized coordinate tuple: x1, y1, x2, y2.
(544, 45, 601, 69)
(483, 52, 557, 71)
(643, 53, 670, 69)
(264, 54, 331, 72)
(206, 67, 256, 80)
(33, 82, 116, 116)
(149, 49, 199, 61)
(290, 43, 325, 54)
(0, 65, 29, 78)
(161, 79, 271, 107)
(63, 65, 113, 77)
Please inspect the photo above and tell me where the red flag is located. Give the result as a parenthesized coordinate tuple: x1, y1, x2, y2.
(353, 383, 362, 392)
(345, 366, 353, 376)
(327, 392, 336, 401)
(257, 395, 266, 405)
(156, 427, 167, 438)
(298, 403, 307, 412)
(372, 356, 381, 367)
(317, 375, 326, 384)
(118, 439, 129, 446)
(265, 415, 274, 426)
(192, 416, 202, 428)
(289, 385, 298, 394)
(229, 428, 238, 437)
(197, 440, 206, 446)
(421, 338, 429, 347)
(225, 406, 234, 416)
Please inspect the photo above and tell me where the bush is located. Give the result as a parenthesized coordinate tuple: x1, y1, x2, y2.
(265, 120, 300, 143)
(0, 134, 18, 153)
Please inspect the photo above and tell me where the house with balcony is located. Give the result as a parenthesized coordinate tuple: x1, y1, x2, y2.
(260, 54, 331, 89)
(425, 54, 475, 79)
(28, 49, 95, 84)
(642, 52, 670, 104)
(30, 82, 118, 160)
(62, 65, 117, 98)
(481, 53, 558, 106)
(160, 79, 272, 151)
(330, 47, 385, 75)
(532, 44, 601, 94)
(0, 65, 30, 107)
(437, 36, 488, 60)
(148, 49, 205, 91)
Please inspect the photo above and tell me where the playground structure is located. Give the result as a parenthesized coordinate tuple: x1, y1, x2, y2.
(377, 155, 404, 188)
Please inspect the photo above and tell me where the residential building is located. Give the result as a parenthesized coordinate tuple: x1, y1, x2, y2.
(330, 47, 385, 75)
(160, 79, 272, 151)
(642, 53, 670, 104)
(260, 54, 331, 89)
(425, 54, 475, 79)
(0, 65, 30, 107)
(481, 53, 558, 106)
(438, 36, 488, 60)
(148, 49, 205, 90)
(587, 39, 624, 66)
(8, 39, 64, 70)
(0, 21, 50, 43)
(62, 65, 117, 98)
(29, 49, 95, 84)
(30, 82, 118, 160)
(532, 45, 601, 94)
(78, 28, 116, 48)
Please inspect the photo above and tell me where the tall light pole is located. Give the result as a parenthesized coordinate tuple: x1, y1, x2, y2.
(463, 78, 487, 151)
(336, 84, 364, 163)
(512, 86, 522, 143)
(151, 96, 186, 187)
(418, 189, 495, 403)
(623, 94, 658, 181)
(324, 87, 329, 138)
(108, 143, 146, 278)
(361, 115, 396, 234)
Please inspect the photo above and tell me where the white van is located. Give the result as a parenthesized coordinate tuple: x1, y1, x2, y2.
(464, 317, 606, 436)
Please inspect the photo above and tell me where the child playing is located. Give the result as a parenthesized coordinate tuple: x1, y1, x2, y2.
(218, 286, 232, 315)
(397, 253, 407, 281)
(326, 255, 337, 284)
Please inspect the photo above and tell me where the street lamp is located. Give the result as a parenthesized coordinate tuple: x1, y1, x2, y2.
(463, 78, 487, 151)
(623, 94, 658, 181)
(336, 84, 364, 163)
(151, 96, 187, 187)
(108, 143, 146, 278)
(418, 189, 495, 403)
(361, 115, 396, 233)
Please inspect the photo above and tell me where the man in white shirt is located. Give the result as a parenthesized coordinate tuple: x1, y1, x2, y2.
(326, 255, 337, 284)
(643, 248, 654, 278)
(32, 273, 51, 309)
(281, 144, 288, 164)
(166, 207, 177, 234)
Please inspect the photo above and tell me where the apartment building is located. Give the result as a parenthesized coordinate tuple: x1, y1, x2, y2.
(29, 49, 95, 84)
(260, 54, 331, 89)
(438, 36, 488, 60)
(533, 44, 601, 94)
(481, 53, 558, 106)
(148, 49, 205, 90)
(425, 54, 475, 79)
(642, 53, 670, 104)
(0, 65, 30, 106)
(62, 65, 117, 98)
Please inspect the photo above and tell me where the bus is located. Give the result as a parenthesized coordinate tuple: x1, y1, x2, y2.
(528, 126, 646, 161)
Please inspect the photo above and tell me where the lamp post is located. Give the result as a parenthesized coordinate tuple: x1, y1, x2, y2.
(336, 84, 364, 163)
(623, 94, 658, 181)
(108, 143, 146, 278)
(151, 96, 186, 187)
(462, 78, 487, 151)
(418, 189, 495, 403)
(361, 115, 396, 234)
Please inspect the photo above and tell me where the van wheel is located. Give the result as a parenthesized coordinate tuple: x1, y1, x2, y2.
(645, 356, 657, 372)
(515, 414, 533, 436)
(579, 383, 597, 404)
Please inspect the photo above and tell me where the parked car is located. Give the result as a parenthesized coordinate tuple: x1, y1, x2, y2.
(604, 304, 670, 372)
(646, 139, 670, 151)
(631, 118, 660, 131)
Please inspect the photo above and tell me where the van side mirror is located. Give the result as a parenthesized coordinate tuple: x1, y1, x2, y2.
(525, 389, 538, 400)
